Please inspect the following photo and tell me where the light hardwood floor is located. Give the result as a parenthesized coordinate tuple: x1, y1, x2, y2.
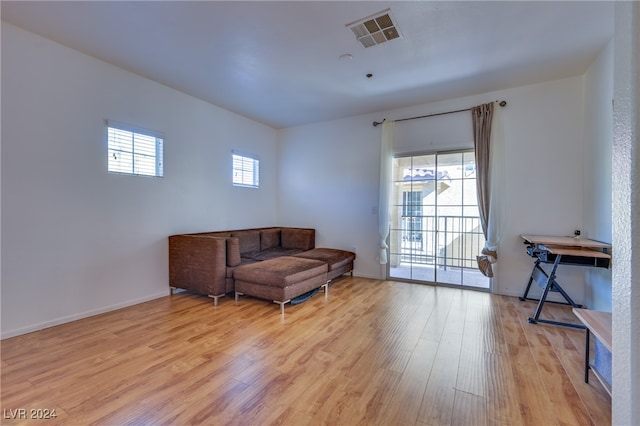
(1, 277, 611, 425)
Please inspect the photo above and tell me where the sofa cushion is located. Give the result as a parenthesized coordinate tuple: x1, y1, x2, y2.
(234, 256, 327, 288)
(227, 259, 259, 278)
(226, 237, 241, 267)
(281, 228, 314, 251)
(260, 229, 281, 250)
(197, 232, 232, 238)
(232, 230, 261, 254)
(243, 247, 302, 262)
(294, 248, 355, 271)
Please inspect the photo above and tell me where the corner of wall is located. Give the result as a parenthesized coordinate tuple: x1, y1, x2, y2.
(582, 33, 614, 312)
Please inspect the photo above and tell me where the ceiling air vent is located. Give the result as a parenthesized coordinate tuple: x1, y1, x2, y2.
(347, 9, 401, 48)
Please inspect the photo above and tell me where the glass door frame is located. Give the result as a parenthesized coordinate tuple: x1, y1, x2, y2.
(387, 148, 491, 291)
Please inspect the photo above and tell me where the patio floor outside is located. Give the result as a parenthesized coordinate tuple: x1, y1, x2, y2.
(390, 262, 491, 289)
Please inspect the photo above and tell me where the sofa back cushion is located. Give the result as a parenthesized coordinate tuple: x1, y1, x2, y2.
(281, 228, 315, 251)
(197, 232, 231, 238)
(260, 229, 281, 250)
(231, 230, 261, 254)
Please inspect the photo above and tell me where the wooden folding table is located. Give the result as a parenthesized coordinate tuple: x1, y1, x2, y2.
(520, 234, 611, 328)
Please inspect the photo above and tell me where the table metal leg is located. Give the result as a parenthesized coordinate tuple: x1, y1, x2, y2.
(519, 259, 539, 301)
(528, 255, 562, 323)
(527, 254, 585, 329)
(585, 328, 590, 383)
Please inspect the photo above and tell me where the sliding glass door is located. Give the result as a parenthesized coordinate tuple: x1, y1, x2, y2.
(388, 150, 490, 289)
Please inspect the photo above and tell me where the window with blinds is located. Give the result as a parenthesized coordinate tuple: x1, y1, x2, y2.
(232, 153, 259, 188)
(107, 121, 164, 177)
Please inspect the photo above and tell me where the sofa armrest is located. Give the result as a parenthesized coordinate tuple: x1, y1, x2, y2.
(169, 234, 227, 297)
(226, 237, 241, 266)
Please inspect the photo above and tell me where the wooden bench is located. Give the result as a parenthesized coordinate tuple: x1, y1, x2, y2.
(572, 308, 612, 396)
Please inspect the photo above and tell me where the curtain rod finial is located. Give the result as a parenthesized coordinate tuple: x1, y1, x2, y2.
(498, 100, 507, 107)
(373, 118, 386, 127)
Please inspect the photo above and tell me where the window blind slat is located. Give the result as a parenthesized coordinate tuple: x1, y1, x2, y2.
(107, 123, 163, 177)
(232, 154, 259, 187)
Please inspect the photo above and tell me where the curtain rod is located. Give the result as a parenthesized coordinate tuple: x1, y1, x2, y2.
(372, 100, 507, 127)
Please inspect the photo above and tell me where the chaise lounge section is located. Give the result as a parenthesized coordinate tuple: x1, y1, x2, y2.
(293, 248, 356, 281)
(234, 256, 329, 314)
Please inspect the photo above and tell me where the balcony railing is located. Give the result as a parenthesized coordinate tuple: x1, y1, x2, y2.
(390, 215, 485, 270)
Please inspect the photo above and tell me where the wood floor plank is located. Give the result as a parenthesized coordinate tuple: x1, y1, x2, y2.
(0, 277, 611, 425)
(419, 287, 456, 342)
(525, 331, 593, 425)
(507, 343, 561, 425)
(377, 338, 439, 425)
(484, 351, 525, 425)
(456, 324, 488, 397)
(451, 389, 488, 426)
(417, 331, 463, 425)
(543, 324, 612, 425)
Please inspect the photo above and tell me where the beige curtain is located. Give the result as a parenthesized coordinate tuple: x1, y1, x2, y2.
(472, 103, 495, 277)
(378, 121, 395, 269)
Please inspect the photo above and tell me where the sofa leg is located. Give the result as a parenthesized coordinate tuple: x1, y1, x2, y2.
(235, 292, 243, 302)
(321, 281, 329, 298)
(208, 293, 225, 306)
(273, 300, 290, 315)
(169, 286, 176, 295)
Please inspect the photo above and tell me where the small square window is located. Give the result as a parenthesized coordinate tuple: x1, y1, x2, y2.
(232, 153, 259, 188)
(107, 121, 163, 177)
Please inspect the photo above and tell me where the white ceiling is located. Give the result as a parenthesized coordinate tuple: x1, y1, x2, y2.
(1, 1, 614, 129)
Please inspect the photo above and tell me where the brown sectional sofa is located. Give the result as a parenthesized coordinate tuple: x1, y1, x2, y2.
(168, 227, 355, 306)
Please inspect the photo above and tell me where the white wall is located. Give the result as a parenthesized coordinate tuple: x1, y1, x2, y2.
(277, 117, 382, 278)
(1, 23, 279, 338)
(582, 41, 614, 311)
(279, 76, 588, 300)
(611, 2, 640, 423)
(393, 109, 473, 154)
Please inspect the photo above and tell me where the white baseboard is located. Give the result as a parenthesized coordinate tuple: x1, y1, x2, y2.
(497, 287, 584, 306)
(497, 288, 523, 298)
(1, 290, 169, 340)
(351, 272, 381, 280)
